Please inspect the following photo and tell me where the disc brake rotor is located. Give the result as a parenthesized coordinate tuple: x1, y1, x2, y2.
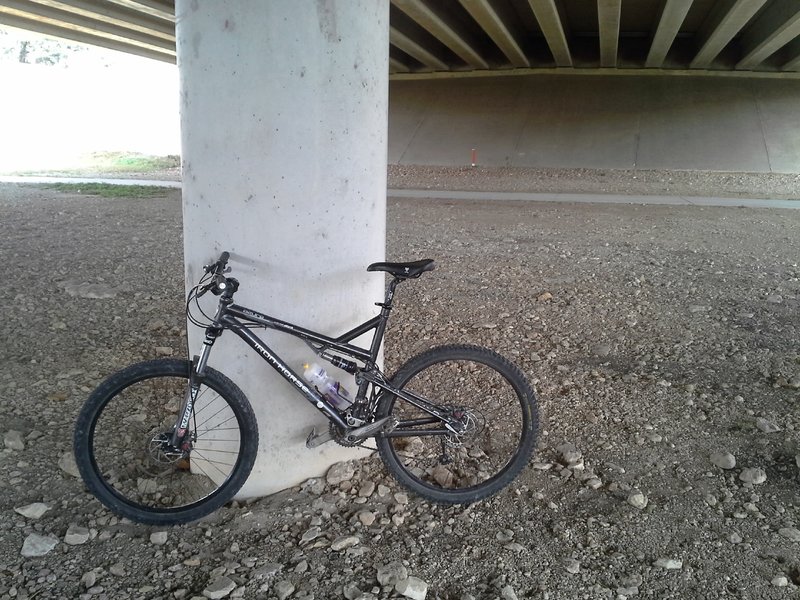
(144, 432, 188, 473)
(445, 408, 485, 447)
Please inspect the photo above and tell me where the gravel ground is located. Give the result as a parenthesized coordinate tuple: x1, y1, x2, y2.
(13, 165, 800, 200)
(1, 181, 800, 600)
(387, 166, 800, 200)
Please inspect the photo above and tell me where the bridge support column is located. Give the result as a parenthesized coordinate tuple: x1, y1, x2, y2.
(175, 0, 389, 497)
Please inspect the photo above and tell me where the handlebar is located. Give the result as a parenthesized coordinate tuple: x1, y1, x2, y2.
(198, 251, 236, 297)
(204, 251, 230, 276)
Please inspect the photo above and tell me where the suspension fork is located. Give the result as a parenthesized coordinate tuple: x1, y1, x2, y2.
(169, 326, 220, 447)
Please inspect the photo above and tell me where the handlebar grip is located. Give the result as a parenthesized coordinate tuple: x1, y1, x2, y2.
(219, 251, 230, 264)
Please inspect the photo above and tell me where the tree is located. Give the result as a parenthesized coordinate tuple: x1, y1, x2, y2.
(18, 40, 29, 63)
(0, 26, 86, 67)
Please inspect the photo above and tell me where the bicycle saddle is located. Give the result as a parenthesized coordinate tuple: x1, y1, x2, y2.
(367, 259, 435, 279)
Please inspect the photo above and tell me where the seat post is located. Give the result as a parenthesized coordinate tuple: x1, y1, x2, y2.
(383, 278, 401, 310)
(368, 278, 401, 362)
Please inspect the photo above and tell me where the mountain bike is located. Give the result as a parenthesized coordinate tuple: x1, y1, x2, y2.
(74, 252, 539, 525)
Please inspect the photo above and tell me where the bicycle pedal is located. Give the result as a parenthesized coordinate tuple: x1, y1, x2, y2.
(306, 427, 334, 449)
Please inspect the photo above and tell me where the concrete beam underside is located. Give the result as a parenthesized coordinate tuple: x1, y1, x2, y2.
(0, 0, 173, 49)
(691, 0, 768, 69)
(598, 0, 621, 68)
(459, 0, 528, 68)
(783, 37, 800, 71)
(391, 0, 489, 69)
(527, 0, 571, 67)
(737, 1, 800, 70)
(0, 8, 175, 61)
(646, 0, 693, 68)
(390, 26, 448, 70)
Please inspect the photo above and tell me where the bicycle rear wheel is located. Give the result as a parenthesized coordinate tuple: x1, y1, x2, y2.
(375, 345, 538, 504)
(74, 359, 258, 525)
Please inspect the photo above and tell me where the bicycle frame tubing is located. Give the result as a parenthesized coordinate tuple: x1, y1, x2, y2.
(195, 296, 395, 431)
(225, 304, 382, 364)
(186, 278, 458, 437)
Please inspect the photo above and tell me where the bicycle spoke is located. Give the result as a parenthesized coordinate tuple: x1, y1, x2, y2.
(89, 372, 245, 512)
(195, 407, 236, 432)
(189, 451, 232, 480)
(377, 346, 537, 502)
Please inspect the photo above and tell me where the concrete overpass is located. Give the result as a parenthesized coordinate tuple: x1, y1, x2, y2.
(5, 1, 800, 174)
(2, 0, 800, 76)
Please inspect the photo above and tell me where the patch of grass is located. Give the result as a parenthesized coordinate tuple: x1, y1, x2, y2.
(87, 152, 181, 172)
(42, 183, 172, 198)
(8, 152, 180, 177)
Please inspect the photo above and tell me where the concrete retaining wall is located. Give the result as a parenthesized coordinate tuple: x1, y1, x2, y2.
(389, 75, 800, 173)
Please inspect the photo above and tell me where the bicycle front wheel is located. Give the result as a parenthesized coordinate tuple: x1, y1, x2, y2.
(376, 345, 538, 504)
(74, 359, 258, 525)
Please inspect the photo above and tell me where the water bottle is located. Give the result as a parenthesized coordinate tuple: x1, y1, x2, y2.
(302, 363, 353, 410)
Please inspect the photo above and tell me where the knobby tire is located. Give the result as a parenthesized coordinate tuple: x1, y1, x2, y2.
(375, 344, 538, 504)
(74, 359, 258, 525)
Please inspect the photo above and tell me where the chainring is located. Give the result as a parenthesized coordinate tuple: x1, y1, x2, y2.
(328, 422, 361, 447)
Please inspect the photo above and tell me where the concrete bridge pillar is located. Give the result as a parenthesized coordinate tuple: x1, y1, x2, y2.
(175, 0, 389, 497)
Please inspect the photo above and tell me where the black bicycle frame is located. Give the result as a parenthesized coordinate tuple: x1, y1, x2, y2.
(175, 278, 458, 444)
(217, 303, 389, 429)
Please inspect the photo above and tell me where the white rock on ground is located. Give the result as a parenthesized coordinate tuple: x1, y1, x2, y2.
(64, 525, 90, 545)
(202, 576, 236, 599)
(710, 451, 736, 469)
(14, 502, 51, 519)
(555, 442, 582, 465)
(654, 558, 682, 570)
(300, 526, 321, 543)
(358, 510, 376, 526)
(343, 582, 363, 600)
(500, 585, 519, 600)
(739, 468, 767, 485)
(80, 570, 97, 589)
(58, 452, 80, 478)
(756, 417, 780, 433)
(326, 461, 355, 486)
(778, 527, 800, 542)
(4, 430, 25, 450)
(395, 576, 428, 600)
(21, 534, 59, 557)
(150, 531, 168, 545)
(377, 562, 409, 587)
(563, 558, 581, 574)
(627, 490, 648, 509)
(330, 535, 360, 551)
(273, 581, 295, 600)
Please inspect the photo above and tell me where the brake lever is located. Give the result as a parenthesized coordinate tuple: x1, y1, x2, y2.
(203, 263, 232, 275)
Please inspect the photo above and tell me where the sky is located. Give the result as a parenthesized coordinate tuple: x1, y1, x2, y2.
(0, 25, 181, 171)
